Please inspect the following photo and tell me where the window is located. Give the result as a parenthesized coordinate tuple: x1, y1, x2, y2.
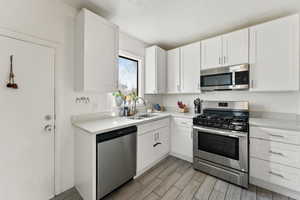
(118, 56, 139, 95)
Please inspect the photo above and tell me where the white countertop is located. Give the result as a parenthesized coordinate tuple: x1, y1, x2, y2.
(161, 111, 197, 119)
(73, 110, 300, 135)
(250, 117, 300, 131)
(72, 113, 172, 135)
(72, 111, 199, 135)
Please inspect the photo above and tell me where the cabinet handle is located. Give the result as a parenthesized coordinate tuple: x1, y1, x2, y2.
(269, 150, 285, 157)
(269, 171, 285, 179)
(251, 80, 254, 89)
(153, 142, 162, 147)
(219, 57, 221, 64)
(269, 134, 285, 138)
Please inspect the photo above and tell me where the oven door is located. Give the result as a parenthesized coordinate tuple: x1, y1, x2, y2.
(193, 126, 248, 172)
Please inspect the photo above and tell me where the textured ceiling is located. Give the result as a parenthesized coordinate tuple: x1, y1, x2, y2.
(63, 0, 300, 49)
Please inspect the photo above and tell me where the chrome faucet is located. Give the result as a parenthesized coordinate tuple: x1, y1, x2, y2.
(131, 97, 147, 115)
(136, 97, 147, 106)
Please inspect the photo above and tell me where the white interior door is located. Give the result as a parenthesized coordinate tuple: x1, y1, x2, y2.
(0, 36, 55, 200)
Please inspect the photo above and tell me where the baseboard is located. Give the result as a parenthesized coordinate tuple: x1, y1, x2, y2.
(169, 152, 193, 163)
(250, 176, 300, 199)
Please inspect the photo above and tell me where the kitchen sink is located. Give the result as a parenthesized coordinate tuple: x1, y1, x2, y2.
(128, 113, 157, 120)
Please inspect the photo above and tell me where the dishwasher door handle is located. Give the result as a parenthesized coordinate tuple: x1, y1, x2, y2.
(97, 126, 137, 143)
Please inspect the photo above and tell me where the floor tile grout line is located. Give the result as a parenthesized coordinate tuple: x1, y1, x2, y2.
(192, 174, 207, 200)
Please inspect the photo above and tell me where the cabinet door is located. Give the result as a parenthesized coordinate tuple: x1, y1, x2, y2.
(145, 46, 157, 94)
(167, 48, 181, 93)
(171, 121, 193, 160)
(250, 15, 299, 91)
(76, 9, 119, 92)
(181, 42, 201, 93)
(137, 132, 155, 172)
(154, 126, 170, 159)
(223, 28, 249, 66)
(157, 47, 167, 93)
(201, 36, 223, 70)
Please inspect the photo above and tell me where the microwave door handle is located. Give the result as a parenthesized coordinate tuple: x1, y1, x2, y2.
(232, 71, 236, 88)
(193, 126, 247, 138)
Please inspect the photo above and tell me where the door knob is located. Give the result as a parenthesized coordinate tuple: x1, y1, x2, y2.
(44, 124, 53, 132)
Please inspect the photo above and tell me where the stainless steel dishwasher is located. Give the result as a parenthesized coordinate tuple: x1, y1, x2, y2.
(96, 126, 137, 199)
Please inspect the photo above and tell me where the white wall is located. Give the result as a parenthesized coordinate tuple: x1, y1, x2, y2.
(162, 91, 300, 114)
(0, 0, 155, 194)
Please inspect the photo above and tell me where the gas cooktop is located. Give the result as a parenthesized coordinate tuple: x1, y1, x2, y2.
(193, 113, 249, 132)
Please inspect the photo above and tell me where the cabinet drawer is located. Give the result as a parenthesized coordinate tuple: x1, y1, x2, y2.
(250, 158, 300, 192)
(250, 138, 300, 169)
(173, 117, 193, 128)
(138, 118, 169, 135)
(250, 126, 300, 145)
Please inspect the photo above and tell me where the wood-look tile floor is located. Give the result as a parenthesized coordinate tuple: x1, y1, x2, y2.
(52, 156, 295, 200)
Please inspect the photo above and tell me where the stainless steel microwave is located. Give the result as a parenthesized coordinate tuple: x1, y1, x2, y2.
(200, 64, 249, 91)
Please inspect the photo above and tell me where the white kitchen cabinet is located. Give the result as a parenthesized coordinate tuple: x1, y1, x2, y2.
(167, 42, 201, 94)
(201, 29, 249, 70)
(75, 8, 119, 92)
(171, 117, 193, 162)
(145, 46, 167, 94)
(249, 14, 299, 92)
(137, 119, 170, 174)
(154, 126, 170, 160)
(223, 28, 249, 66)
(137, 130, 156, 172)
(250, 124, 300, 199)
(180, 42, 201, 93)
(167, 48, 181, 93)
(201, 36, 223, 70)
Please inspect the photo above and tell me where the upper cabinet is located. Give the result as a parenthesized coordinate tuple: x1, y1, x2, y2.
(180, 42, 201, 93)
(223, 29, 249, 66)
(201, 36, 223, 70)
(145, 46, 167, 94)
(249, 15, 299, 92)
(166, 42, 201, 94)
(167, 48, 181, 93)
(201, 29, 249, 70)
(75, 9, 119, 92)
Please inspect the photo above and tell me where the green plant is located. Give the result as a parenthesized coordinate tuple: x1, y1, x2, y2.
(112, 90, 125, 100)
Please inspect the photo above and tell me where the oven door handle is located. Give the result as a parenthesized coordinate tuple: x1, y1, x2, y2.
(193, 126, 247, 138)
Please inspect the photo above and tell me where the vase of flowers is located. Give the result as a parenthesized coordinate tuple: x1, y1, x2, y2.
(112, 90, 125, 107)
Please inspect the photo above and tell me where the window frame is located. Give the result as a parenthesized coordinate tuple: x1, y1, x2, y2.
(118, 55, 139, 96)
(118, 50, 144, 99)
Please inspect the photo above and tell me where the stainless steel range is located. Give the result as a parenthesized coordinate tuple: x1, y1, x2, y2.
(193, 101, 249, 188)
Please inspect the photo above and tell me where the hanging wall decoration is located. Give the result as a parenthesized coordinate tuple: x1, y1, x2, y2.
(6, 55, 18, 89)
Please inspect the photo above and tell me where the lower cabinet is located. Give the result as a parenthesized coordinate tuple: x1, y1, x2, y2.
(250, 125, 300, 199)
(137, 131, 156, 172)
(137, 119, 170, 174)
(171, 117, 193, 162)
